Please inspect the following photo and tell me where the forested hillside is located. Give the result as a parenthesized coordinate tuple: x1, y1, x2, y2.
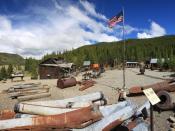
(42, 35, 175, 67)
(0, 53, 25, 65)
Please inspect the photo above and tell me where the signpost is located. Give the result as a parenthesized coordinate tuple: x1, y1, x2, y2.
(143, 88, 160, 131)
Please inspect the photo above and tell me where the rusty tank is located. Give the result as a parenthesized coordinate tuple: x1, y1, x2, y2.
(57, 77, 77, 89)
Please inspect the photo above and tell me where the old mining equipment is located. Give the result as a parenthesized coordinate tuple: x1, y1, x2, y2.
(57, 77, 77, 89)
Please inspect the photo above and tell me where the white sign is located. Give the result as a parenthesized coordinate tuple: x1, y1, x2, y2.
(143, 88, 160, 105)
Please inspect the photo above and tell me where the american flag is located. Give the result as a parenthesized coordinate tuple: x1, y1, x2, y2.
(108, 11, 123, 28)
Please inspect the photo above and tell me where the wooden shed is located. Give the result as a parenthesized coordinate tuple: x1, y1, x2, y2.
(39, 58, 75, 79)
(126, 61, 139, 68)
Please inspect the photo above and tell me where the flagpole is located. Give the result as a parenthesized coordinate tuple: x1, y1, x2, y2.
(122, 7, 126, 89)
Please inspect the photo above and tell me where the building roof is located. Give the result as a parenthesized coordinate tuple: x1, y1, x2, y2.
(150, 58, 158, 64)
(126, 62, 138, 64)
(39, 58, 65, 65)
(83, 61, 91, 66)
(39, 58, 75, 68)
(40, 63, 74, 68)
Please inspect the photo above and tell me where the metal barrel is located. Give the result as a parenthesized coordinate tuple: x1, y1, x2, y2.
(57, 77, 77, 89)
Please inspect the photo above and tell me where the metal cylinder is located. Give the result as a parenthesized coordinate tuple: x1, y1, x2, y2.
(156, 90, 175, 110)
(0, 106, 102, 130)
(0, 110, 15, 120)
(93, 99, 107, 106)
(22, 92, 104, 107)
(14, 101, 92, 115)
(57, 77, 77, 89)
(15, 113, 36, 118)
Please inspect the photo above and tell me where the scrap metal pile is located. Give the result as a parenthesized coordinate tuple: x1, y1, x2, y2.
(57, 77, 96, 91)
(0, 92, 150, 131)
(2, 83, 51, 101)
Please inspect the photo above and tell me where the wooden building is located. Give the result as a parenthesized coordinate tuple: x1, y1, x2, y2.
(39, 58, 75, 79)
(126, 61, 139, 68)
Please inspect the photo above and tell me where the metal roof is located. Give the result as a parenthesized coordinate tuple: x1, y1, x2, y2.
(150, 58, 158, 64)
(126, 62, 138, 64)
(40, 63, 74, 68)
(83, 61, 91, 66)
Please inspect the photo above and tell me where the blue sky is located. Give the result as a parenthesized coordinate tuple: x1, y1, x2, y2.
(0, 0, 174, 58)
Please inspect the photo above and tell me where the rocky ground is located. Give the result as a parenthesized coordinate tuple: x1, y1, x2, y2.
(0, 68, 174, 131)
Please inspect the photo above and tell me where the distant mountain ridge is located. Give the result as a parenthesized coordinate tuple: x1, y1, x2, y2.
(0, 52, 25, 65)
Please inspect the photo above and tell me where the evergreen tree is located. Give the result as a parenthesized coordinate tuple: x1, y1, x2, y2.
(39, 35, 175, 70)
(1, 66, 7, 79)
(7, 64, 13, 78)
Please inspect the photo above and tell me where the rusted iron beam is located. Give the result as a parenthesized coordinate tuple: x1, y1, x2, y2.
(57, 77, 77, 89)
(79, 80, 96, 91)
(80, 80, 96, 85)
(129, 79, 175, 95)
(0, 110, 15, 120)
(0, 106, 102, 130)
(79, 83, 94, 91)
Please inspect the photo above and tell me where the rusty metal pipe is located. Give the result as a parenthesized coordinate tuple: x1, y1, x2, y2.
(129, 79, 175, 95)
(0, 110, 15, 120)
(93, 99, 107, 106)
(73, 101, 136, 131)
(156, 90, 175, 110)
(14, 102, 91, 115)
(0, 106, 102, 130)
(102, 106, 135, 131)
(135, 101, 150, 117)
(22, 92, 104, 107)
(15, 113, 36, 118)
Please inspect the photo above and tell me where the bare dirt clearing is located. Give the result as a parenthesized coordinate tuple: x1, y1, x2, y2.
(0, 68, 174, 131)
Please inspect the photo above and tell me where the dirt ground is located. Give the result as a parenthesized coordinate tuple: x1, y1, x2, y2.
(0, 68, 174, 131)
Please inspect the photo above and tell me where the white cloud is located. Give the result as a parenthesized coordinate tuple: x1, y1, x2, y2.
(80, 0, 107, 21)
(137, 21, 166, 39)
(0, 1, 135, 58)
(0, 16, 12, 31)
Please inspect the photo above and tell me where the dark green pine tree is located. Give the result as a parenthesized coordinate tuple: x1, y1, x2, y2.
(1, 66, 7, 79)
(7, 64, 13, 78)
